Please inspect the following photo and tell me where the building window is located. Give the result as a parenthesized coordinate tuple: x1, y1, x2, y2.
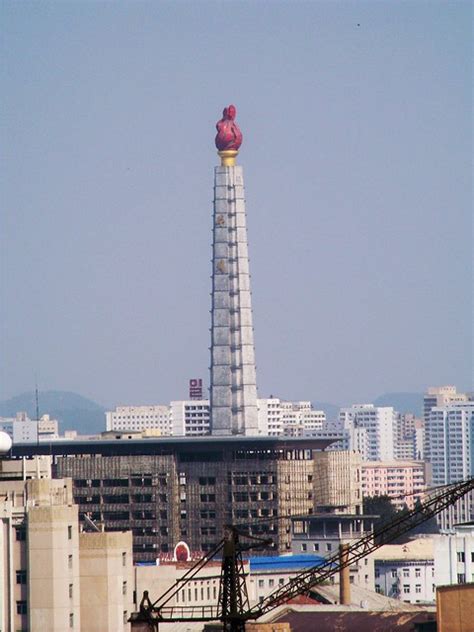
(69, 613, 74, 628)
(122, 552, 127, 567)
(69, 584, 73, 599)
(15, 527, 26, 542)
(68, 525, 72, 540)
(415, 568, 421, 578)
(403, 569, 409, 578)
(269, 579, 274, 588)
(258, 580, 264, 588)
(457, 573, 466, 584)
(122, 581, 127, 596)
(279, 578, 285, 586)
(123, 611, 128, 624)
(391, 569, 397, 578)
(375, 569, 380, 578)
(375, 584, 381, 594)
(301, 543, 307, 552)
(403, 585, 410, 594)
(16, 570, 27, 585)
(313, 543, 319, 552)
(326, 543, 332, 552)
(68, 555, 73, 569)
(16, 601, 27, 615)
(457, 552, 465, 563)
(415, 585, 421, 594)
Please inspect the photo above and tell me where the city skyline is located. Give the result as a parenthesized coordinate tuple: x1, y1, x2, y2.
(1, 2, 472, 407)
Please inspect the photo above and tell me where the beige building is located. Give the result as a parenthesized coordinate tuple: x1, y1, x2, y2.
(80, 531, 133, 632)
(313, 451, 362, 514)
(0, 457, 133, 632)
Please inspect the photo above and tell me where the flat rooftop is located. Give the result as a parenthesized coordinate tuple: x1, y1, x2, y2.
(9, 435, 339, 458)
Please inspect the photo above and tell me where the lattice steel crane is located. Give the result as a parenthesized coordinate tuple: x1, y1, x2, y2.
(130, 476, 474, 632)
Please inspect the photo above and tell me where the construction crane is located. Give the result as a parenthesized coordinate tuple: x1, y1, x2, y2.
(130, 476, 474, 632)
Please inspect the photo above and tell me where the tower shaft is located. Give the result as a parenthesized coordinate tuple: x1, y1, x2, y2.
(210, 165, 258, 436)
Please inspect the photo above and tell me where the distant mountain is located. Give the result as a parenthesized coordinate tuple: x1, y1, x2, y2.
(373, 393, 423, 417)
(0, 391, 107, 435)
(312, 402, 340, 423)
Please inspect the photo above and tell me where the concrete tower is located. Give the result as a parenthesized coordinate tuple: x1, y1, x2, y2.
(210, 105, 259, 436)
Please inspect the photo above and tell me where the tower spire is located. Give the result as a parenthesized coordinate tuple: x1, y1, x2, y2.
(210, 106, 259, 436)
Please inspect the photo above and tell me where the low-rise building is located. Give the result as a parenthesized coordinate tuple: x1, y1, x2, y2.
(374, 538, 435, 604)
(290, 513, 376, 589)
(105, 405, 172, 434)
(434, 522, 474, 586)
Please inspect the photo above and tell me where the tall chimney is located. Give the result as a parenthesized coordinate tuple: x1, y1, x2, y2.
(339, 543, 351, 605)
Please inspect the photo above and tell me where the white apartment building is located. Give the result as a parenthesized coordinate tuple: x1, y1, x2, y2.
(428, 401, 474, 527)
(374, 538, 435, 604)
(105, 405, 172, 434)
(423, 386, 470, 461)
(434, 523, 474, 586)
(170, 400, 210, 436)
(339, 405, 395, 461)
(257, 398, 326, 437)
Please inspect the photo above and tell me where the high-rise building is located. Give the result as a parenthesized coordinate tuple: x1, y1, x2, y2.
(423, 386, 469, 461)
(209, 106, 259, 436)
(427, 401, 474, 528)
(338, 404, 396, 461)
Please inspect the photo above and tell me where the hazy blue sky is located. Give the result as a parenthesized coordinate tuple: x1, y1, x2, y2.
(1, 1, 472, 407)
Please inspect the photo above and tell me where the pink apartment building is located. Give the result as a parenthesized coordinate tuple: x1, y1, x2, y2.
(361, 461, 427, 510)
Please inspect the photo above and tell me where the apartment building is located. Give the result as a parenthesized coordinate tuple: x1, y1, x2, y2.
(361, 461, 427, 510)
(105, 406, 171, 434)
(339, 405, 396, 461)
(428, 402, 474, 527)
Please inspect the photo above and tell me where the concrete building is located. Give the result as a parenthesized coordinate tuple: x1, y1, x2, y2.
(12, 435, 340, 562)
(394, 413, 424, 461)
(79, 531, 134, 632)
(105, 405, 171, 435)
(434, 522, 474, 586)
(290, 513, 376, 590)
(257, 398, 326, 437)
(0, 456, 133, 632)
(427, 402, 474, 528)
(339, 405, 396, 461)
(209, 111, 259, 436)
(170, 399, 210, 436)
(423, 386, 470, 461)
(374, 538, 435, 604)
(313, 451, 363, 515)
(361, 460, 427, 510)
(0, 413, 59, 443)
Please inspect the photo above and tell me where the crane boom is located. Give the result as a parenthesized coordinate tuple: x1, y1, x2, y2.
(131, 476, 474, 630)
(247, 476, 474, 618)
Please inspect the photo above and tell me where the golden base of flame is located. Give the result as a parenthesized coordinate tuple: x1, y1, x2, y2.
(218, 150, 239, 167)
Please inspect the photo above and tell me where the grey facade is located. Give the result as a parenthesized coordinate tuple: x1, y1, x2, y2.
(210, 165, 258, 436)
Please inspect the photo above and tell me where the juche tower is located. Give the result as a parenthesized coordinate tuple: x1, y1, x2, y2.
(209, 105, 259, 436)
